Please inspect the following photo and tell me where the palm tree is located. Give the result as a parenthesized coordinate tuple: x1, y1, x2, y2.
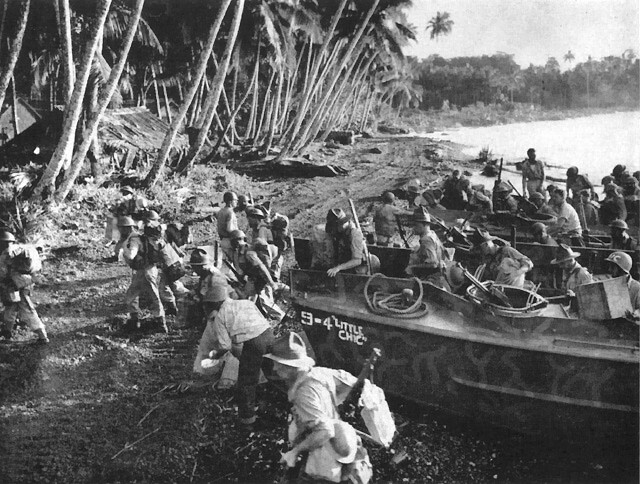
(143, 0, 233, 187)
(426, 11, 453, 41)
(56, 0, 146, 202)
(0, 0, 31, 111)
(34, 0, 113, 200)
(59, 0, 75, 103)
(563, 50, 575, 65)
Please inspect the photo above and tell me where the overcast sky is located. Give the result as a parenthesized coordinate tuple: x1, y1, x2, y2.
(403, 0, 640, 68)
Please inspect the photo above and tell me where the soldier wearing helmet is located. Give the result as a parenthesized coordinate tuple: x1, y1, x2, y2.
(521, 148, 546, 197)
(530, 222, 558, 247)
(405, 179, 423, 207)
(609, 220, 638, 250)
(599, 183, 627, 225)
(605, 251, 640, 322)
(492, 181, 518, 214)
(188, 248, 234, 329)
(0, 229, 49, 344)
(112, 185, 149, 220)
(611, 164, 629, 187)
(216, 191, 239, 261)
(565, 166, 594, 205)
(442, 170, 469, 210)
(373, 191, 412, 247)
(406, 207, 449, 289)
(529, 191, 557, 219)
(270, 212, 293, 281)
(246, 205, 272, 243)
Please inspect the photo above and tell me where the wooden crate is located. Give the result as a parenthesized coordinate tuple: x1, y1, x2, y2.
(576, 276, 632, 320)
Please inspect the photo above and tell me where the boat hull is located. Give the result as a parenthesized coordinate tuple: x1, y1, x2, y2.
(290, 270, 639, 441)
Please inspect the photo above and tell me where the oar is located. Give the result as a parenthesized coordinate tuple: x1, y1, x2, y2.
(459, 264, 513, 308)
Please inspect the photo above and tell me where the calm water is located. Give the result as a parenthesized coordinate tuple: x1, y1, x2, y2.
(428, 111, 640, 190)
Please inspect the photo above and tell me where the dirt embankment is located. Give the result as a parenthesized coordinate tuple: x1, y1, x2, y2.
(0, 135, 636, 483)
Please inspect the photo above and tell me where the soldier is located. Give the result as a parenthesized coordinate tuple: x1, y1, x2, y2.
(270, 213, 294, 281)
(246, 205, 272, 243)
(600, 183, 627, 225)
(406, 207, 449, 289)
(605, 251, 640, 322)
(611, 164, 629, 187)
(405, 179, 423, 207)
(0, 230, 48, 343)
(529, 192, 557, 219)
(521, 148, 546, 197)
(609, 220, 638, 251)
(325, 209, 379, 277)
(121, 221, 172, 333)
(471, 229, 533, 288)
(112, 185, 149, 221)
(373, 191, 412, 247)
(442, 170, 468, 210)
(114, 216, 136, 261)
(197, 285, 275, 428)
(550, 244, 593, 298)
(216, 191, 239, 261)
(548, 189, 584, 246)
(492, 182, 518, 214)
(565, 166, 594, 205)
(577, 189, 599, 227)
(264, 332, 367, 483)
(188, 248, 234, 328)
(531, 222, 558, 246)
(467, 184, 493, 214)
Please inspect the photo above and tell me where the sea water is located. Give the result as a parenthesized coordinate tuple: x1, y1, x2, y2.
(427, 111, 640, 193)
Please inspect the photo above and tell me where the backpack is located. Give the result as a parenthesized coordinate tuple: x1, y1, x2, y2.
(10, 245, 42, 275)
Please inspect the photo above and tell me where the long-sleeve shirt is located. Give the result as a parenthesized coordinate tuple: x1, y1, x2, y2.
(407, 231, 446, 272)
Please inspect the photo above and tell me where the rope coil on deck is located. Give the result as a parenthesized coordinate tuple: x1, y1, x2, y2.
(364, 273, 429, 319)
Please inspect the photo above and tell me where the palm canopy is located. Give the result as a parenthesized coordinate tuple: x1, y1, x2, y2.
(564, 50, 575, 64)
(426, 11, 453, 40)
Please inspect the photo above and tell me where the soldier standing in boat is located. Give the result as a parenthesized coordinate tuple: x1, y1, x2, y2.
(264, 332, 368, 484)
(550, 244, 593, 299)
(373, 191, 412, 247)
(609, 220, 638, 251)
(470, 229, 533, 288)
(521, 148, 546, 197)
(565, 166, 594, 205)
(325, 209, 379, 277)
(406, 207, 450, 290)
(605, 251, 640, 322)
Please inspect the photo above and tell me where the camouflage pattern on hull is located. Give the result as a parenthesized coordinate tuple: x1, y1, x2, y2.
(290, 270, 639, 441)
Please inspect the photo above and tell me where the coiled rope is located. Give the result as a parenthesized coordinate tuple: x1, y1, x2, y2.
(364, 273, 429, 319)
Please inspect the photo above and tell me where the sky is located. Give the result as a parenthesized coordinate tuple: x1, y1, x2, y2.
(403, 0, 640, 68)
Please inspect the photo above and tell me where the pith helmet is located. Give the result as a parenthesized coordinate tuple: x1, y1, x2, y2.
(117, 216, 135, 227)
(0, 229, 16, 242)
(189, 248, 210, 266)
(550, 244, 581, 264)
(610, 219, 629, 230)
(606, 251, 632, 273)
(263, 332, 315, 368)
(412, 206, 431, 223)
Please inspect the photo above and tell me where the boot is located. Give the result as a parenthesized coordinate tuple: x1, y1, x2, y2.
(164, 302, 178, 317)
(34, 328, 49, 344)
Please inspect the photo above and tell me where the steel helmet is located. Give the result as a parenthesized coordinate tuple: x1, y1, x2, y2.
(117, 216, 135, 227)
(612, 164, 627, 176)
(566, 166, 579, 177)
(223, 191, 238, 204)
(530, 222, 546, 235)
(230, 229, 246, 240)
(145, 210, 160, 221)
(189, 248, 211, 266)
(120, 185, 134, 195)
(610, 219, 629, 230)
(605, 251, 632, 273)
(382, 191, 395, 203)
(0, 229, 16, 242)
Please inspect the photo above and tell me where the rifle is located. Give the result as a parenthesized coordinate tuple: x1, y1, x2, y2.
(348, 199, 372, 275)
(223, 259, 245, 284)
(395, 215, 411, 248)
(338, 347, 382, 418)
(497, 157, 504, 182)
(458, 263, 513, 308)
(507, 180, 538, 214)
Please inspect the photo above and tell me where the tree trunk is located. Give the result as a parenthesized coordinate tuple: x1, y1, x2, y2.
(171, 0, 244, 177)
(243, 39, 261, 141)
(0, 0, 9, 64)
(0, 0, 31, 110)
(59, 0, 75, 104)
(254, 69, 275, 142)
(10, 75, 18, 135)
(279, 0, 349, 155)
(264, 67, 283, 153)
(151, 64, 162, 118)
(56, 0, 145, 201)
(143, 0, 233, 187)
(291, 4, 378, 155)
(33, 0, 111, 200)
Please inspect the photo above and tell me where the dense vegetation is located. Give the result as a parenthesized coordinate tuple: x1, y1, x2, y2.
(0, 0, 637, 205)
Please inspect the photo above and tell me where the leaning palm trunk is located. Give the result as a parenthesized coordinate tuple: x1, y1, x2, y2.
(0, 0, 8, 56)
(10, 76, 18, 134)
(360, 86, 376, 132)
(144, 0, 233, 188)
(279, 0, 349, 156)
(291, 15, 376, 155)
(33, 0, 111, 200)
(55, 0, 145, 202)
(263, 67, 284, 153)
(59, 0, 75, 102)
(254, 69, 275, 143)
(0, 0, 30, 110)
(180, 0, 245, 173)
